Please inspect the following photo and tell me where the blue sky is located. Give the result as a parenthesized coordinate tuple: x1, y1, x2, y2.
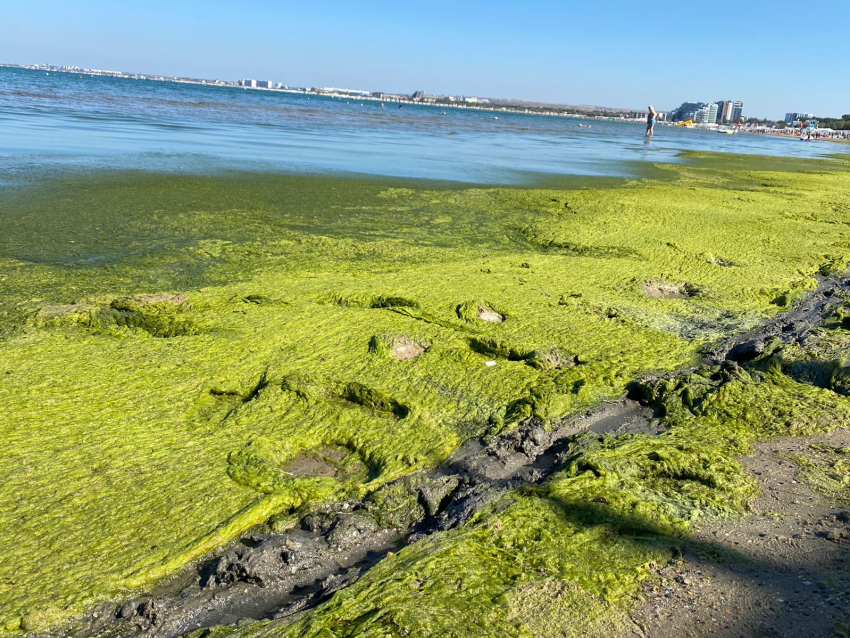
(1, 0, 847, 119)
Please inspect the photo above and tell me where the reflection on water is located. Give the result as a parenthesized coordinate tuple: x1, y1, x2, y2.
(0, 67, 834, 184)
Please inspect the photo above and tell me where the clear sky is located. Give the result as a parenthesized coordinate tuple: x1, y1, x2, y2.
(1, 0, 847, 119)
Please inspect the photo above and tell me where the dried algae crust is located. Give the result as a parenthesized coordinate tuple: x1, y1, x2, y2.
(1, 153, 850, 634)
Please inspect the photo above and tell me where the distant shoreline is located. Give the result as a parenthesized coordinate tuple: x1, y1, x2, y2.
(0, 63, 652, 124)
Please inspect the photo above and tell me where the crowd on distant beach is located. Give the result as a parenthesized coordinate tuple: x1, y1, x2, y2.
(739, 124, 850, 142)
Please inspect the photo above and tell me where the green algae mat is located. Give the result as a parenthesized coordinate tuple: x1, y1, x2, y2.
(211, 341, 850, 638)
(2, 153, 850, 634)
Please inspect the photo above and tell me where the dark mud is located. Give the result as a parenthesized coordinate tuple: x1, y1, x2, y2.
(705, 275, 850, 365)
(62, 275, 850, 638)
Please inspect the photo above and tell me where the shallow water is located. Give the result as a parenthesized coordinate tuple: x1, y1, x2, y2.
(0, 66, 835, 184)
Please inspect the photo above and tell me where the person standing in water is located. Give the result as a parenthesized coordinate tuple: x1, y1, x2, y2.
(646, 105, 657, 137)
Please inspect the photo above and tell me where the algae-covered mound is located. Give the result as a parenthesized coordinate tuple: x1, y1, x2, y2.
(1, 154, 850, 633)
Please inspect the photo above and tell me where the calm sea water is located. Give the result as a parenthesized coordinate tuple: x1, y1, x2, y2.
(0, 66, 835, 184)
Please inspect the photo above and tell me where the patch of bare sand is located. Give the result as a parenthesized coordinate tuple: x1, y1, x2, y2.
(279, 446, 349, 478)
(392, 337, 427, 361)
(624, 430, 850, 638)
(477, 305, 504, 322)
(643, 281, 700, 300)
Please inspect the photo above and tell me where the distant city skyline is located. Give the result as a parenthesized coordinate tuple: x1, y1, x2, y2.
(6, 61, 838, 130)
(1, 0, 848, 120)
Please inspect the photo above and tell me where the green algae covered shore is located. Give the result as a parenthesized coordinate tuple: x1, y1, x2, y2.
(2, 153, 850, 635)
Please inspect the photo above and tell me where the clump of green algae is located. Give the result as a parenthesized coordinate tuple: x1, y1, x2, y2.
(788, 443, 850, 505)
(1, 154, 850, 633)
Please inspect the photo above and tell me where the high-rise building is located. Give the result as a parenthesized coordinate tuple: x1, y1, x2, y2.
(716, 100, 734, 123)
(239, 79, 257, 88)
(671, 101, 703, 121)
(672, 100, 742, 124)
(255, 80, 273, 89)
(731, 101, 744, 122)
(785, 111, 814, 124)
(693, 103, 718, 124)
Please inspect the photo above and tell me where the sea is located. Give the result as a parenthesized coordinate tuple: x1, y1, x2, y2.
(0, 66, 836, 185)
